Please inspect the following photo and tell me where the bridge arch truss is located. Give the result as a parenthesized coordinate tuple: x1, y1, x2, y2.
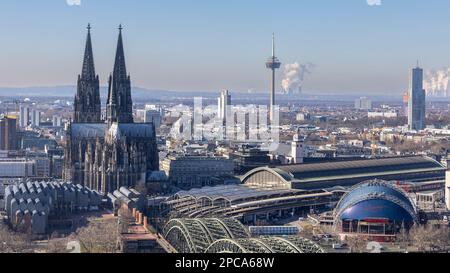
(163, 218, 249, 253)
(205, 236, 325, 253)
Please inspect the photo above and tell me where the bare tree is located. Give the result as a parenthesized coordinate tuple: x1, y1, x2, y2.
(409, 225, 431, 252)
(345, 236, 369, 253)
(409, 224, 450, 253)
(396, 222, 410, 252)
(73, 217, 120, 253)
(299, 224, 315, 240)
(0, 224, 34, 253)
(430, 224, 450, 252)
(317, 224, 336, 236)
(46, 232, 69, 253)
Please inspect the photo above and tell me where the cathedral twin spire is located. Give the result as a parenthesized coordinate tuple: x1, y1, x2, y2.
(75, 24, 133, 125)
(113, 25, 128, 82)
(82, 24, 96, 80)
(107, 25, 134, 125)
(74, 24, 101, 123)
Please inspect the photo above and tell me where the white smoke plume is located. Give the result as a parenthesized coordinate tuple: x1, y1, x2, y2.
(424, 68, 450, 97)
(367, 0, 382, 6)
(66, 0, 81, 6)
(281, 62, 315, 95)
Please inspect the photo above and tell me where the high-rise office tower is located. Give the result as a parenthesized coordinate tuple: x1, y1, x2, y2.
(19, 104, 29, 128)
(0, 115, 17, 150)
(265, 34, 281, 123)
(144, 109, 162, 128)
(355, 97, 372, 110)
(53, 115, 62, 127)
(31, 109, 41, 127)
(408, 65, 426, 131)
(217, 89, 231, 121)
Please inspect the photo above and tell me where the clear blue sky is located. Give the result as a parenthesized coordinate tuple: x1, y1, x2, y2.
(0, 0, 449, 95)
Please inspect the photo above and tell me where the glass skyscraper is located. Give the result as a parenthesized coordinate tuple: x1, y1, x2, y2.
(408, 66, 426, 131)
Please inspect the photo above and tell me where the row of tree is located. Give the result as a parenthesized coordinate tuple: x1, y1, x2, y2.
(1, 207, 135, 253)
(345, 224, 450, 253)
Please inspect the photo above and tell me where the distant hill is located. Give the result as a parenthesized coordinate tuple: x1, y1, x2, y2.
(0, 86, 265, 102)
(0, 86, 171, 99)
(0, 86, 413, 103)
(0, 86, 232, 101)
(0, 86, 77, 98)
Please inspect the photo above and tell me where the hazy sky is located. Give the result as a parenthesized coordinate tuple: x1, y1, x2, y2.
(0, 0, 450, 95)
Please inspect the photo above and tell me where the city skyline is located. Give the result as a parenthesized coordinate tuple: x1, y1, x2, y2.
(0, 1, 449, 256)
(1, 0, 450, 95)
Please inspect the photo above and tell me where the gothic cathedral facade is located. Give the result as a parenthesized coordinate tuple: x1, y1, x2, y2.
(63, 25, 159, 194)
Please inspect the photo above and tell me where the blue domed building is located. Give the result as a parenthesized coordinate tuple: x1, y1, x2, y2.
(334, 180, 418, 240)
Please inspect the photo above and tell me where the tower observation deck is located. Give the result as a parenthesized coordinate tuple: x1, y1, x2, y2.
(266, 33, 281, 123)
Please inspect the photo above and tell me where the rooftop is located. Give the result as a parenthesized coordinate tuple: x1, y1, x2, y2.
(175, 184, 301, 204)
(241, 156, 445, 191)
(334, 180, 418, 223)
(71, 123, 106, 138)
(277, 156, 443, 181)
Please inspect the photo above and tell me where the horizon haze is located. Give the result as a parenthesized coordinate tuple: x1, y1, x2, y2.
(1, 0, 450, 96)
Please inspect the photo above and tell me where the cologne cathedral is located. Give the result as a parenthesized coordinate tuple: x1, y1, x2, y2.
(63, 25, 159, 194)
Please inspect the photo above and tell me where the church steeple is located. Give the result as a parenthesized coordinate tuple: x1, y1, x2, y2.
(107, 25, 133, 125)
(82, 24, 96, 80)
(113, 25, 127, 81)
(74, 24, 101, 123)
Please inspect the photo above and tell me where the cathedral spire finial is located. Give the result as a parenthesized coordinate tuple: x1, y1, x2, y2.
(87, 23, 91, 31)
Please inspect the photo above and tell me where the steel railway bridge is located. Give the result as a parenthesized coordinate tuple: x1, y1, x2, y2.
(163, 218, 324, 253)
(206, 237, 324, 253)
(164, 218, 249, 253)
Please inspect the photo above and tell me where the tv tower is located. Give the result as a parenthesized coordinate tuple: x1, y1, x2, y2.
(265, 33, 281, 123)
